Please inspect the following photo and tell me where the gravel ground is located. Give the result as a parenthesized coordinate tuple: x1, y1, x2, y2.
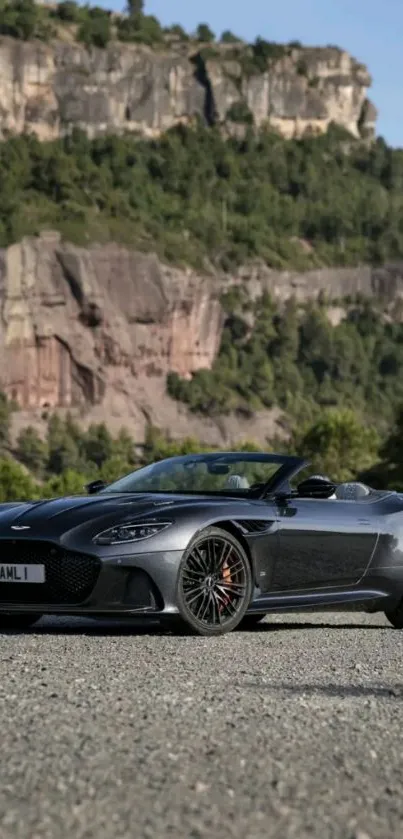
(0, 611, 402, 839)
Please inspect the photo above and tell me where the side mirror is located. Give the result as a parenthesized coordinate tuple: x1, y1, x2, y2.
(297, 477, 336, 499)
(86, 480, 107, 495)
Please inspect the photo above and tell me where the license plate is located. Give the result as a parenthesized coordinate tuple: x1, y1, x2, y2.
(0, 564, 45, 583)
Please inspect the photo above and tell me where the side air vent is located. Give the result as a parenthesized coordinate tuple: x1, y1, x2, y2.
(236, 520, 272, 534)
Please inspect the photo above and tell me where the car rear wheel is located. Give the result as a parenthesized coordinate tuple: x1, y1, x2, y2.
(384, 600, 403, 629)
(176, 526, 253, 637)
(0, 613, 43, 630)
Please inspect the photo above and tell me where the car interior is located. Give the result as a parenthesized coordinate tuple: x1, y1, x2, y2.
(224, 473, 379, 502)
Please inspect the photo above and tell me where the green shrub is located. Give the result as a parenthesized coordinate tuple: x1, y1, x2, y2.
(54, 1, 82, 23)
(226, 101, 254, 125)
(77, 8, 111, 48)
(116, 13, 163, 45)
(195, 23, 215, 43)
(220, 30, 241, 44)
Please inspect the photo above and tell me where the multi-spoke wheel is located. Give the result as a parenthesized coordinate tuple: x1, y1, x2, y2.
(175, 526, 253, 636)
(0, 613, 42, 630)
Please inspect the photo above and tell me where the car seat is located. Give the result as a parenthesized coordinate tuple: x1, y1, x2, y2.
(225, 474, 250, 489)
(334, 482, 370, 500)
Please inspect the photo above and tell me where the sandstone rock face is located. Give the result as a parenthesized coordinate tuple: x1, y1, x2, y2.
(208, 46, 375, 139)
(0, 36, 376, 141)
(233, 260, 403, 303)
(0, 233, 222, 409)
(1, 234, 403, 445)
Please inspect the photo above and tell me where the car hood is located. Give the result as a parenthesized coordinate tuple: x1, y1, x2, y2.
(0, 492, 256, 541)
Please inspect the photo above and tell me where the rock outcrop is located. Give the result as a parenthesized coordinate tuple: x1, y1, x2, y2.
(1, 233, 403, 445)
(0, 35, 376, 141)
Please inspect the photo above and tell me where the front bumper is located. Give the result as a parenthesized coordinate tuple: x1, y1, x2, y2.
(0, 541, 184, 617)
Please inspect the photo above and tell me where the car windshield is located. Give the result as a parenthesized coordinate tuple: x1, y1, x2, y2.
(100, 452, 291, 496)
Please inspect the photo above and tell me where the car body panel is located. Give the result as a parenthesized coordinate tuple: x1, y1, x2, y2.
(270, 497, 380, 590)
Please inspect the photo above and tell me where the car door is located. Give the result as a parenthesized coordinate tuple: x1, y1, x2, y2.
(270, 496, 379, 591)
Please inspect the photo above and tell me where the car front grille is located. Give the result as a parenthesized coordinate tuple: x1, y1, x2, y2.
(0, 540, 101, 605)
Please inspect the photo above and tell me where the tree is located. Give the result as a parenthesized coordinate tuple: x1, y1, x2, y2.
(46, 414, 81, 474)
(78, 9, 111, 48)
(126, 0, 143, 16)
(99, 455, 131, 483)
(0, 392, 11, 450)
(116, 10, 163, 44)
(82, 423, 113, 469)
(0, 0, 39, 40)
(0, 457, 38, 502)
(16, 426, 47, 474)
(42, 469, 88, 498)
(220, 30, 240, 44)
(196, 23, 215, 42)
(379, 407, 403, 468)
(294, 409, 380, 483)
(364, 406, 403, 490)
(166, 23, 188, 40)
(113, 428, 136, 464)
(226, 102, 254, 125)
(55, 1, 81, 22)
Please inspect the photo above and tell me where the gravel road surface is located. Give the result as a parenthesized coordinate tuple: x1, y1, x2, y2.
(0, 611, 402, 839)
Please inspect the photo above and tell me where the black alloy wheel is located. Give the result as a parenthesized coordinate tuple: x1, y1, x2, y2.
(0, 613, 43, 630)
(176, 526, 253, 636)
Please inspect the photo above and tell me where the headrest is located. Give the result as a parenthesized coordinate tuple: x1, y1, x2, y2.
(225, 475, 250, 489)
(335, 482, 370, 500)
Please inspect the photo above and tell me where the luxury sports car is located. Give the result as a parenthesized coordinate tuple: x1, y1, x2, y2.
(1, 451, 403, 636)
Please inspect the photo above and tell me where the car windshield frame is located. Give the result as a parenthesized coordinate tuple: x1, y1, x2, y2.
(98, 452, 307, 499)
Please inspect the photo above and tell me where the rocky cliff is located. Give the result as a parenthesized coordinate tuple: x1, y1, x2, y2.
(1, 233, 403, 446)
(0, 35, 376, 141)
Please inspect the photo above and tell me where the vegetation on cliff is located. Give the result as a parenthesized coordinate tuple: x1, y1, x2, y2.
(0, 0, 165, 46)
(168, 293, 403, 428)
(1, 119, 403, 442)
(0, 0, 247, 49)
(0, 124, 403, 271)
(0, 0, 289, 53)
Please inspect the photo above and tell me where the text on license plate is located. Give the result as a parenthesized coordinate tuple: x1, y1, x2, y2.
(0, 564, 45, 583)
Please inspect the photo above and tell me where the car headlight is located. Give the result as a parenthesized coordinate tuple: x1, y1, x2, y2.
(93, 521, 172, 545)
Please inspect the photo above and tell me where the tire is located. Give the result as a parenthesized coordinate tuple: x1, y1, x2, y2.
(385, 601, 403, 629)
(175, 526, 253, 637)
(0, 613, 43, 630)
(239, 613, 267, 630)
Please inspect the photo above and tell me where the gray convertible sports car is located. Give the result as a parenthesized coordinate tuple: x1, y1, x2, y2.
(1, 451, 403, 636)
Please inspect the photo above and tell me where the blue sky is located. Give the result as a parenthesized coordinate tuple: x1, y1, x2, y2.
(105, 0, 403, 147)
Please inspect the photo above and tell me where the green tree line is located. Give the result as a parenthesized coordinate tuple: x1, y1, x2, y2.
(0, 403, 261, 501)
(0, 0, 241, 48)
(0, 124, 403, 270)
(0, 393, 403, 502)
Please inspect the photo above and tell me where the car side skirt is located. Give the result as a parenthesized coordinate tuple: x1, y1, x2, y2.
(247, 574, 402, 614)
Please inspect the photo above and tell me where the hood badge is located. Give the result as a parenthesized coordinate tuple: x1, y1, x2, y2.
(11, 525, 31, 531)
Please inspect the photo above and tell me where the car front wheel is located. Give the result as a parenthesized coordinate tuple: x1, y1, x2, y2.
(176, 526, 253, 636)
